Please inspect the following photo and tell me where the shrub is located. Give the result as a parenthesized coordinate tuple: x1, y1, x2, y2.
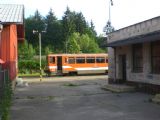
(18, 59, 46, 74)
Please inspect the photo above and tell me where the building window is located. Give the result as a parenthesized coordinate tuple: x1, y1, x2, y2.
(132, 44, 143, 72)
(151, 41, 160, 74)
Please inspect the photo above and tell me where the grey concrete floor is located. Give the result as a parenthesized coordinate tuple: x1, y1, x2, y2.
(10, 75, 160, 120)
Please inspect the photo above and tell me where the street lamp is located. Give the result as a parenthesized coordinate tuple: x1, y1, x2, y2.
(103, 0, 114, 34)
(33, 30, 46, 81)
(109, 0, 113, 24)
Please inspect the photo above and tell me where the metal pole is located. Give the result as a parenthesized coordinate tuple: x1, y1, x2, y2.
(39, 33, 42, 81)
(109, 0, 113, 24)
(109, 0, 111, 23)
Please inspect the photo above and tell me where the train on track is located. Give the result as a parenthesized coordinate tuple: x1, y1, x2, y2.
(44, 53, 108, 76)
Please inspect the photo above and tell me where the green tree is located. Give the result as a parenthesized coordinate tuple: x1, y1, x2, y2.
(62, 7, 76, 37)
(18, 40, 35, 60)
(78, 34, 90, 53)
(24, 8, 104, 54)
(67, 33, 80, 53)
(28, 44, 36, 58)
(74, 12, 87, 35)
(89, 20, 97, 37)
(25, 10, 45, 51)
(62, 7, 76, 52)
(76, 33, 103, 53)
(96, 35, 108, 52)
(44, 46, 53, 55)
(44, 9, 63, 51)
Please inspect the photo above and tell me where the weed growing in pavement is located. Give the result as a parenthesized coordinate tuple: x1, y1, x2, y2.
(63, 83, 79, 87)
(26, 96, 55, 101)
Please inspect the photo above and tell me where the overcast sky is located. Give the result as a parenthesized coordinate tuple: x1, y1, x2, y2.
(1, 0, 160, 35)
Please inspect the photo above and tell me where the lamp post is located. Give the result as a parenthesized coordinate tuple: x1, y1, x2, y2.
(103, 0, 114, 34)
(109, 0, 113, 25)
(33, 30, 46, 81)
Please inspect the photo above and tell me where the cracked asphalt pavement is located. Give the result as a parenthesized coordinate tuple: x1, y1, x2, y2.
(10, 75, 160, 120)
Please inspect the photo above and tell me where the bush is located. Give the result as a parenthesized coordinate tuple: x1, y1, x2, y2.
(18, 59, 46, 74)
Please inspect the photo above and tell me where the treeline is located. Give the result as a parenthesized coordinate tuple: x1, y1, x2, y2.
(18, 7, 106, 74)
(24, 7, 106, 55)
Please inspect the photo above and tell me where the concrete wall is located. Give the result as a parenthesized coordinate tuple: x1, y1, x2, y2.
(108, 42, 160, 85)
(108, 16, 160, 43)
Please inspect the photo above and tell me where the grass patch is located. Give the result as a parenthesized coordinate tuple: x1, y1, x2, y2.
(18, 73, 46, 77)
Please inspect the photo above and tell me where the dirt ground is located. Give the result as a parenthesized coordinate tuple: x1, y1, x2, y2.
(10, 75, 160, 120)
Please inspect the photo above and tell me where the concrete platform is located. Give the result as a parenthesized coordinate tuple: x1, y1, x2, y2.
(102, 84, 136, 93)
(152, 94, 160, 104)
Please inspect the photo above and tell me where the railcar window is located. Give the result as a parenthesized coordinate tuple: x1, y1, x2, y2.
(86, 57, 95, 63)
(49, 57, 55, 64)
(68, 57, 75, 64)
(76, 57, 85, 63)
(96, 57, 105, 63)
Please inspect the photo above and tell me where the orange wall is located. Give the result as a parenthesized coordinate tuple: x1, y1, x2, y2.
(1, 24, 18, 80)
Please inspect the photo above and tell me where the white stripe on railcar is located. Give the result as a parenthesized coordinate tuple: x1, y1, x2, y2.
(49, 66, 57, 69)
(62, 66, 73, 68)
(75, 67, 108, 71)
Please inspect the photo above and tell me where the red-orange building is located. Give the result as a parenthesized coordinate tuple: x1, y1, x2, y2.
(0, 4, 24, 81)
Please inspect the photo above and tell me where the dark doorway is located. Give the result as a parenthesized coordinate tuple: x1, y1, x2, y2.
(119, 55, 127, 83)
(57, 56, 62, 74)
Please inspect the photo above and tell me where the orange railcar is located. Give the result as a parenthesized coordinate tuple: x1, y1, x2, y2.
(44, 54, 108, 76)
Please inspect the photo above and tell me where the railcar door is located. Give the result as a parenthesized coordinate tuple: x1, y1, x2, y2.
(57, 56, 63, 75)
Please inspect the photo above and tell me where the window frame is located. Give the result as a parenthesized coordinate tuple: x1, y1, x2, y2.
(132, 44, 143, 73)
(151, 41, 160, 74)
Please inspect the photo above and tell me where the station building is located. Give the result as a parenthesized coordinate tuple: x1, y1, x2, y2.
(107, 16, 160, 93)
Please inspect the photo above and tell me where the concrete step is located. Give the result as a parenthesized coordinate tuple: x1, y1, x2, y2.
(152, 94, 160, 104)
(102, 84, 136, 93)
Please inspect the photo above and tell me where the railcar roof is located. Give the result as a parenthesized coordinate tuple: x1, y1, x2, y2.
(48, 53, 108, 57)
